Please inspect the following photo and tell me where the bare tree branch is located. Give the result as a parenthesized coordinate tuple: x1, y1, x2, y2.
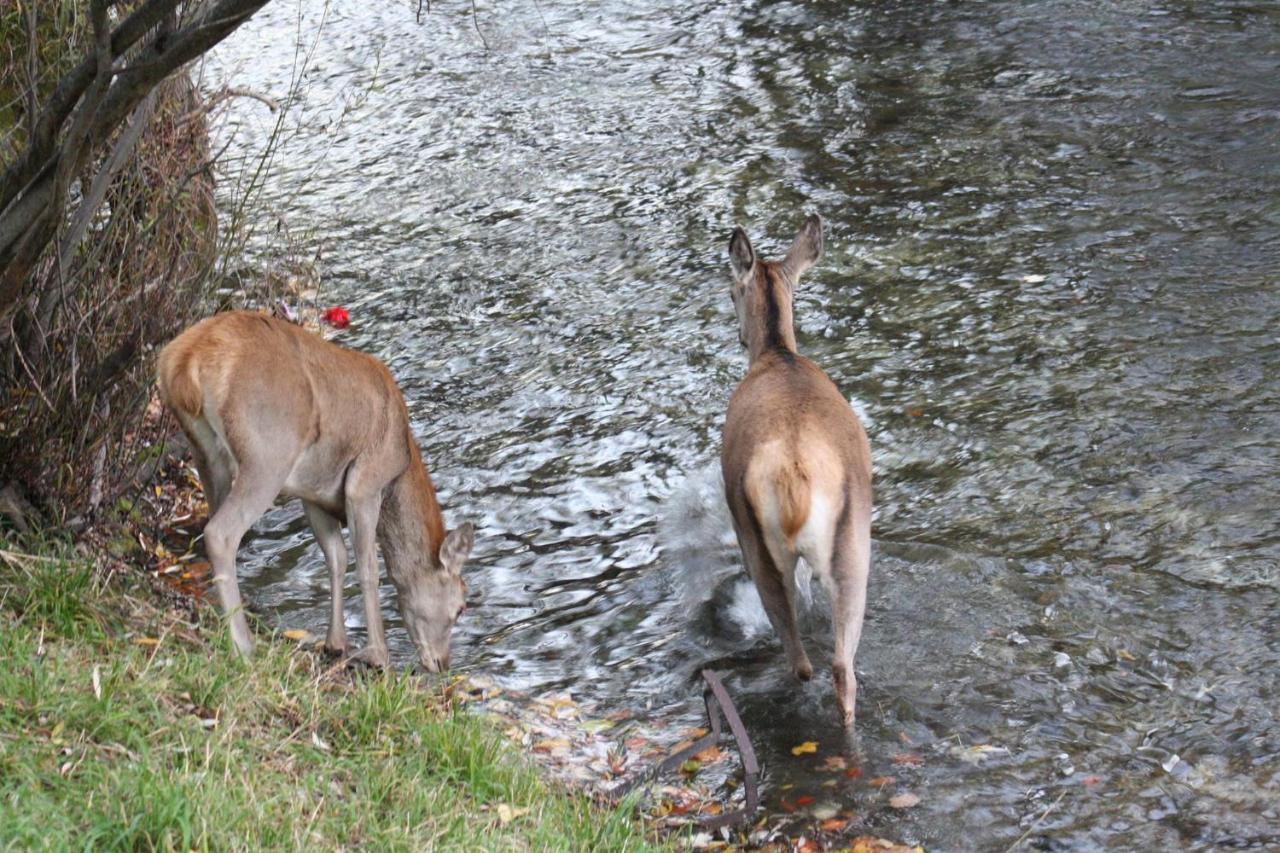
(0, 0, 272, 323)
(58, 91, 160, 272)
(1, 0, 184, 212)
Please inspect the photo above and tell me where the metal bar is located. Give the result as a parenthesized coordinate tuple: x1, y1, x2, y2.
(610, 669, 761, 831)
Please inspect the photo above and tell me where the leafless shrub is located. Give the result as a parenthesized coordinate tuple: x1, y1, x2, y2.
(0, 0, 272, 524)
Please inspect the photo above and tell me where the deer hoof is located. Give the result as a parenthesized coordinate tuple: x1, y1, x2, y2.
(323, 636, 349, 658)
(347, 646, 391, 670)
(794, 659, 814, 681)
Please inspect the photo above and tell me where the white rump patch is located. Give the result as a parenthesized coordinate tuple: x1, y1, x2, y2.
(792, 492, 836, 600)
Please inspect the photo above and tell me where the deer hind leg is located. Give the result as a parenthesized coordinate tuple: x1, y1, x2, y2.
(303, 500, 349, 657)
(828, 506, 871, 728)
(732, 509, 813, 681)
(202, 457, 292, 659)
(182, 416, 233, 515)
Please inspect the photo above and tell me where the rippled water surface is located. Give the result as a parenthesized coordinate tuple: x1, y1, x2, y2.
(209, 0, 1279, 847)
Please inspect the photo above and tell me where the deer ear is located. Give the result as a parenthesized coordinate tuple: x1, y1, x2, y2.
(439, 522, 474, 575)
(781, 213, 824, 282)
(728, 227, 755, 281)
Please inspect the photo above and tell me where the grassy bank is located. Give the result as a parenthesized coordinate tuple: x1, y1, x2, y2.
(0, 541, 657, 850)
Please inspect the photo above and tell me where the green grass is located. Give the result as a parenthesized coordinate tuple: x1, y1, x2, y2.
(0, 542, 659, 851)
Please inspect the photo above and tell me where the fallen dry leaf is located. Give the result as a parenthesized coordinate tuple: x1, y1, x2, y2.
(820, 816, 850, 832)
(134, 637, 160, 646)
(950, 743, 1009, 764)
(811, 802, 840, 821)
(891, 752, 925, 766)
(867, 776, 896, 787)
(888, 792, 920, 809)
(532, 738, 571, 753)
(791, 741, 819, 756)
(1081, 774, 1103, 786)
(851, 838, 922, 853)
(496, 804, 530, 825)
(282, 629, 312, 642)
(819, 755, 848, 772)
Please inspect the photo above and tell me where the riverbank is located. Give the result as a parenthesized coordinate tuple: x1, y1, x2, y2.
(0, 538, 658, 850)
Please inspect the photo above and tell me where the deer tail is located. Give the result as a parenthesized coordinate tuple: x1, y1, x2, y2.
(776, 463, 811, 548)
(156, 337, 203, 420)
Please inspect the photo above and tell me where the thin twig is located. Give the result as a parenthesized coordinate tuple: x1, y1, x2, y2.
(0, 548, 65, 567)
(175, 86, 278, 127)
(530, 0, 551, 58)
(471, 0, 489, 51)
(1005, 790, 1068, 852)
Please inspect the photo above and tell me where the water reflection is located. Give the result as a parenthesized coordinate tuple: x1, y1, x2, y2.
(209, 0, 1279, 846)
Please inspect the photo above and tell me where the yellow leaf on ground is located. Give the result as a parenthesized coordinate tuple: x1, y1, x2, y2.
(532, 738, 571, 753)
(496, 804, 530, 824)
(134, 637, 160, 646)
(791, 741, 819, 756)
(849, 838, 917, 853)
(282, 629, 312, 642)
(537, 694, 577, 710)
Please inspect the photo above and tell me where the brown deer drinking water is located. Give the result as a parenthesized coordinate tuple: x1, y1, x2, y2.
(157, 311, 474, 671)
(720, 215, 873, 727)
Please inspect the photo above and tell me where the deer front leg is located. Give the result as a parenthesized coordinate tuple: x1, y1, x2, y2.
(303, 500, 349, 657)
(345, 493, 390, 670)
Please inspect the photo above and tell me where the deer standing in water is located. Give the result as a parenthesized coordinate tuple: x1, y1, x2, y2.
(721, 215, 872, 727)
(157, 311, 474, 671)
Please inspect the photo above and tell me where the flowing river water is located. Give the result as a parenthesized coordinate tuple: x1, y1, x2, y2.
(208, 0, 1279, 847)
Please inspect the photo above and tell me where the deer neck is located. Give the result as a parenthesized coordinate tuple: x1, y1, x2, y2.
(377, 443, 446, 588)
(748, 265, 797, 364)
